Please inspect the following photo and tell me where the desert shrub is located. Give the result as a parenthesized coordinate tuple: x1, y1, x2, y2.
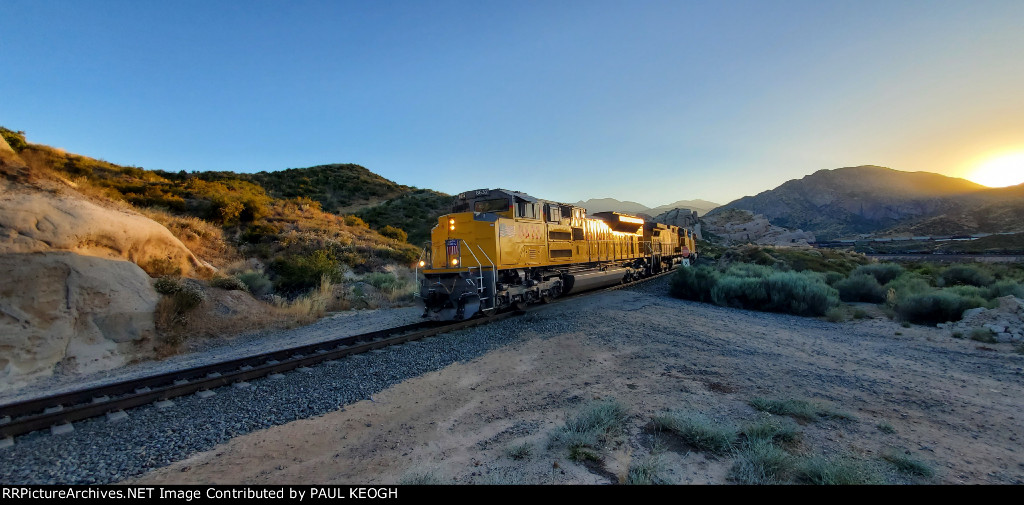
(763, 271, 839, 316)
(894, 291, 988, 325)
(852, 263, 905, 284)
(673, 263, 837, 316)
(362, 271, 414, 302)
(825, 307, 845, 322)
(237, 270, 274, 296)
(941, 264, 994, 287)
(0, 126, 28, 152)
(669, 265, 720, 302)
(210, 275, 249, 291)
(154, 276, 181, 295)
(378, 225, 408, 243)
(823, 271, 845, 286)
(835, 273, 886, 303)
(986, 280, 1024, 299)
(711, 274, 769, 310)
(884, 274, 934, 304)
(343, 214, 368, 228)
(652, 411, 738, 455)
(241, 222, 281, 244)
(271, 250, 342, 294)
(969, 327, 996, 343)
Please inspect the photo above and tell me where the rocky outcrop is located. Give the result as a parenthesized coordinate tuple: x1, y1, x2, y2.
(652, 208, 703, 240)
(0, 182, 205, 278)
(703, 208, 815, 246)
(0, 253, 160, 388)
(941, 296, 1024, 343)
(0, 142, 211, 390)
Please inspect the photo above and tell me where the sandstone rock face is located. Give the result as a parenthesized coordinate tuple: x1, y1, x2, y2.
(0, 182, 202, 277)
(702, 208, 816, 246)
(0, 253, 159, 390)
(0, 148, 207, 390)
(652, 208, 703, 240)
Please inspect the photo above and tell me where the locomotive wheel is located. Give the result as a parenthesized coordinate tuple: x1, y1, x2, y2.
(513, 300, 528, 311)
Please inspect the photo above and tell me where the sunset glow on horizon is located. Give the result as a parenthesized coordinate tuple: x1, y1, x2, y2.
(965, 152, 1024, 188)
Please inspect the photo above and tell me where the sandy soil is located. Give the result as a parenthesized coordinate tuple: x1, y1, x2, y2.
(128, 279, 1024, 485)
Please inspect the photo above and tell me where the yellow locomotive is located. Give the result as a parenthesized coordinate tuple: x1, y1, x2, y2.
(418, 188, 696, 320)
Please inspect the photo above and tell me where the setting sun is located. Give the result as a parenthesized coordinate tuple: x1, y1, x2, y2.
(966, 152, 1024, 188)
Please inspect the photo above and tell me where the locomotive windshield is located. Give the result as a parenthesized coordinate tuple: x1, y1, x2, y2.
(474, 198, 509, 213)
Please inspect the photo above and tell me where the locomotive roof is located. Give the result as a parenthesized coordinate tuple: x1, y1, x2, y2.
(457, 188, 581, 207)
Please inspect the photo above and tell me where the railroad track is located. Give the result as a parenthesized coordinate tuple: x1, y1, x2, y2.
(0, 268, 675, 443)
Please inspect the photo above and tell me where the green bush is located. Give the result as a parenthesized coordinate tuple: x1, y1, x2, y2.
(672, 263, 838, 316)
(378, 225, 408, 243)
(852, 263, 905, 284)
(271, 250, 342, 294)
(763, 271, 839, 316)
(0, 126, 28, 152)
(823, 271, 845, 286)
(237, 270, 274, 296)
(986, 280, 1024, 299)
(894, 291, 988, 325)
(669, 265, 720, 302)
(969, 327, 996, 343)
(884, 274, 934, 303)
(941, 265, 995, 287)
(210, 275, 249, 291)
(836, 273, 886, 303)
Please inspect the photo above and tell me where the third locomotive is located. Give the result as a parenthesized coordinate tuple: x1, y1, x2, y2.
(418, 189, 696, 320)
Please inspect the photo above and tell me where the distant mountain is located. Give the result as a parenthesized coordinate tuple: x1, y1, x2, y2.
(647, 199, 720, 217)
(715, 165, 1024, 240)
(575, 197, 720, 217)
(574, 198, 650, 215)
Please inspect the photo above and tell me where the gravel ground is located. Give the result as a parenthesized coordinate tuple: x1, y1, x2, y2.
(3, 275, 1023, 484)
(0, 306, 424, 405)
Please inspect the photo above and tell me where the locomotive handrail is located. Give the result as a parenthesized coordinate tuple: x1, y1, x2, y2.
(459, 239, 486, 301)
(475, 244, 497, 312)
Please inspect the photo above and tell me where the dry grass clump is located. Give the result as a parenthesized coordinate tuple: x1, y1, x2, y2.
(652, 410, 738, 455)
(549, 399, 629, 462)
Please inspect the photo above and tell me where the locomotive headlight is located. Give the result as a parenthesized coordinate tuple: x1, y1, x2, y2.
(451, 258, 459, 266)
(449, 218, 456, 231)
(419, 260, 426, 267)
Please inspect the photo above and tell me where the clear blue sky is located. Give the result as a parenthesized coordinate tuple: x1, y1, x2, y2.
(3, 0, 1023, 206)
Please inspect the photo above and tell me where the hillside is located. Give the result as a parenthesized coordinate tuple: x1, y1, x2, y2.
(576, 197, 720, 216)
(0, 126, 438, 388)
(717, 165, 1024, 240)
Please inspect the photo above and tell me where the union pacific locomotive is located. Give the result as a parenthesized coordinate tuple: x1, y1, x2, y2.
(417, 189, 697, 320)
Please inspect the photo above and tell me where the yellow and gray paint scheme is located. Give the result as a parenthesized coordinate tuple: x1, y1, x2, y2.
(418, 188, 696, 320)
